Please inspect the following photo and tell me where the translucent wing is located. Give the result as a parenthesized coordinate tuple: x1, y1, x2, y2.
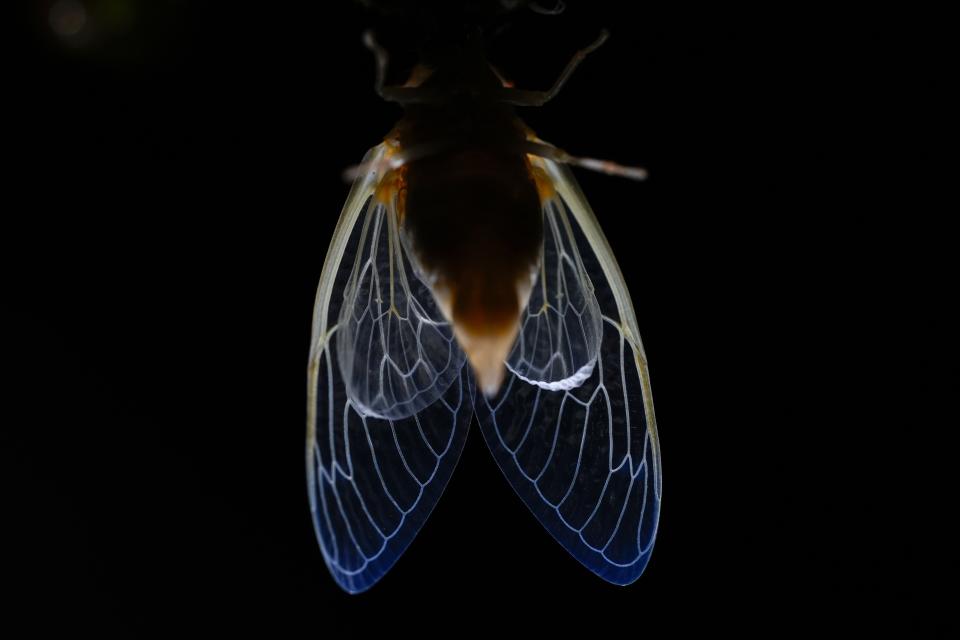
(476, 154, 662, 585)
(307, 144, 474, 593)
(335, 168, 467, 421)
(505, 194, 603, 390)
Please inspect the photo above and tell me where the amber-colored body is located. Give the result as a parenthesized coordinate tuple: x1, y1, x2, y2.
(379, 40, 546, 393)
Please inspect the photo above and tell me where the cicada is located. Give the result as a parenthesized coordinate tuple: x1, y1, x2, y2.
(306, 28, 661, 593)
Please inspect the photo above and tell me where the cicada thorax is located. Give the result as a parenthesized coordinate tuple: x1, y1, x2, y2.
(379, 99, 545, 395)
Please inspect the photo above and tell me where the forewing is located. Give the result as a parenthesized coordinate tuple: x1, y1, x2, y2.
(307, 145, 474, 593)
(476, 155, 662, 585)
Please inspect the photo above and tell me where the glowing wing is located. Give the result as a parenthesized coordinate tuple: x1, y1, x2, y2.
(307, 144, 474, 593)
(476, 154, 662, 585)
(335, 163, 467, 421)
(506, 194, 603, 390)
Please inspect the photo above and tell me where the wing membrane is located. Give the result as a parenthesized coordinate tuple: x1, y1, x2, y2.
(336, 181, 466, 421)
(307, 145, 474, 593)
(476, 155, 662, 585)
(506, 198, 603, 390)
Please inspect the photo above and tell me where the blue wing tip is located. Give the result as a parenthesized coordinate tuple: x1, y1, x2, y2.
(592, 552, 655, 586)
(329, 565, 383, 595)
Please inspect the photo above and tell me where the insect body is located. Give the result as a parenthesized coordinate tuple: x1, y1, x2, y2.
(307, 30, 661, 592)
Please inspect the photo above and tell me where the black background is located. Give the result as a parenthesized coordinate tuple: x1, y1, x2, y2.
(7, 0, 928, 634)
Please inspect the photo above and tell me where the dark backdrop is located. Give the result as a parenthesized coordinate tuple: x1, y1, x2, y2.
(7, 0, 913, 634)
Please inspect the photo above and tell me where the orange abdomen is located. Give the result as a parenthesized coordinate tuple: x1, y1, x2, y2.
(401, 147, 543, 394)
